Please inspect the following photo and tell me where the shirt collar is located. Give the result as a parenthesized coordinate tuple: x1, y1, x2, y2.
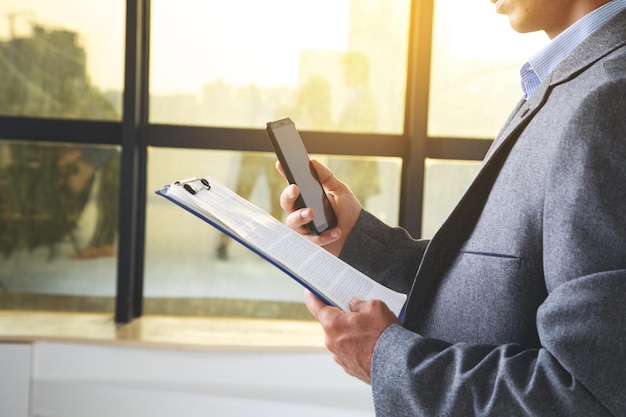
(520, 0, 626, 99)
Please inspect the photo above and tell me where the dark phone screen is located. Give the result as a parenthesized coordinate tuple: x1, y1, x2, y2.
(267, 119, 337, 234)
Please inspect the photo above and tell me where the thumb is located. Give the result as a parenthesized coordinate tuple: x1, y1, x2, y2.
(311, 159, 341, 191)
(349, 296, 366, 312)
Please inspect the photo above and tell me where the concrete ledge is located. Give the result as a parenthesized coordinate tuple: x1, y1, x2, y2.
(0, 311, 326, 351)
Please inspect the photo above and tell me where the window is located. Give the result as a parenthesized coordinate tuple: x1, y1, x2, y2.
(0, 0, 124, 314)
(0, 0, 550, 324)
(150, 0, 410, 134)
(428, 0, 547, 138)
(422, 159, 480, 239)
(0, 140, 120, 312)
(144, 149, 401, 318)
(144, 0, 410, 319)
(0, 0, 125, 120)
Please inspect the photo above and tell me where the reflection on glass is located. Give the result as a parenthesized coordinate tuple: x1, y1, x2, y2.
(327, 155, 402, 226)
(428, 0, 547, 138)
(0, 1, 124, 120)
(0, 140, 120, 312)
(145, 148, 401, 318)
(150, 0, 410, 133)
(422, 158, 481, 239)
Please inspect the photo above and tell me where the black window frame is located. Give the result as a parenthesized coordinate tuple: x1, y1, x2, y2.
(0, 0, 492, 323)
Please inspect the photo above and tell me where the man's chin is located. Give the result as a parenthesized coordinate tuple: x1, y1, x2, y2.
(506, 17, 543, 35)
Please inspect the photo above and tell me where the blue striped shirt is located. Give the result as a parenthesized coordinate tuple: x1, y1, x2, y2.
(520, 0, 626, 99)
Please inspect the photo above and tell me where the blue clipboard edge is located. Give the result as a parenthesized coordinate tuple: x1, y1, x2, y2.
(155, 185, 341, 311)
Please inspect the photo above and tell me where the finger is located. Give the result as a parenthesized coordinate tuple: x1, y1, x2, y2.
(310, 159, 342, 193)
(275, 160, 286, 181)
(285, 207, 314, 231)
(304, 289, 329, 320)
(286, 211, 343, 245)
(280, 183, 300, 213)
(303, 289, 344, 325)
(349, 296, 366, 312)
(309, 227, 342, 247)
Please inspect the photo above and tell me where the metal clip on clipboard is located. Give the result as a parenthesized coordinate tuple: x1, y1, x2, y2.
(174, 177, 211, 195)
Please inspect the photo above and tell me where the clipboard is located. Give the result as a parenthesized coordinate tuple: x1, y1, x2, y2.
(156, 176, 407, 319)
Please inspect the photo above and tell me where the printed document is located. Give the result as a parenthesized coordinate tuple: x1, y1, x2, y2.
(156, 177, 407, 317)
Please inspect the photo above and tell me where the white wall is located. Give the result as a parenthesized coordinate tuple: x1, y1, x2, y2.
(1, 341, 375, 417)
(0, 343, 31, 417)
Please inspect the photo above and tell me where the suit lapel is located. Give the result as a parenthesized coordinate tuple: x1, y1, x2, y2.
(445, 71, 551, 240)
(551, 9, 626, 85)
(482, 77, 552, 165)
(403, 83, 547, 326)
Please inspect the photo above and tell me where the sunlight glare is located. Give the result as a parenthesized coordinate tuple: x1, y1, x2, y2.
(150, 0, 351, 94)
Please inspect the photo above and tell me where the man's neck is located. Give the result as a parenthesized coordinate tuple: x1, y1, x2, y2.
(546, 0, 614, 38)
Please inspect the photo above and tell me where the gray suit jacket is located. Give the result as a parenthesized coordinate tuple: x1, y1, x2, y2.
(340, 10, 626, 417)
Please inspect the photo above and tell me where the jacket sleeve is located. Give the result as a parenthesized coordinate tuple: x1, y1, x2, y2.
(339, 210, 428, 295)
(372, 271, 626, 417)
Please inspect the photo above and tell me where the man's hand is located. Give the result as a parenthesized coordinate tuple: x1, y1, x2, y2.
(278, 159, 361, 256)
(304, 289, 401, 384)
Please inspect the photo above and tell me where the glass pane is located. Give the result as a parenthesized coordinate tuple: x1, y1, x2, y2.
(0, 1, 125, 120)
(326, 155, 401, 226)
(0, 140, 120, 312)
(150, 0, 410, 133)
(428, 0, 547, 138)
(145, 147, 401, 318)
(422, 158, 481, 239)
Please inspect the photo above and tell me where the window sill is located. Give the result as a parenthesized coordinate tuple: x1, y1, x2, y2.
(0, 311, 326, 352)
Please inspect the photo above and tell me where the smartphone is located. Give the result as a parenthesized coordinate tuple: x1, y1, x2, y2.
(266, 117, 337, 235)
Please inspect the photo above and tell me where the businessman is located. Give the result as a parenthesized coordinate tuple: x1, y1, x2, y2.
(279, 0, 626, 415)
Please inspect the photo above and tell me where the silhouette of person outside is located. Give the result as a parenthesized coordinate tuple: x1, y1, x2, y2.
(329, 52, 381, 206)
(71, 148, 120, 259)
